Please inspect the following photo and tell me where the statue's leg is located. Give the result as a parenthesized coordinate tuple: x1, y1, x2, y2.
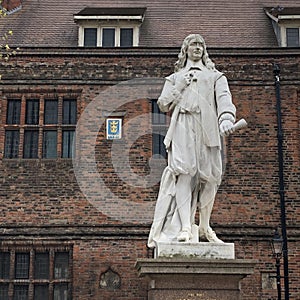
(175, 174, 193, 242)
(199, 181, 224, 243)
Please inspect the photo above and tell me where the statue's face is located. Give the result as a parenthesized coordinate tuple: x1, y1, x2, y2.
(186, 38, 204, 62)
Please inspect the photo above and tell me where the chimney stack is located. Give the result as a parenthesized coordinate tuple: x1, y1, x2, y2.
(2, 0, 22, 13)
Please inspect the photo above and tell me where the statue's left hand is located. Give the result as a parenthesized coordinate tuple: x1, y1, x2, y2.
(219, 119, 234, 136)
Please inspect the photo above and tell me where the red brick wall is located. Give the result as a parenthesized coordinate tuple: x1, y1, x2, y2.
(0, 48, 299, 299)
(72, 239, 149, 300)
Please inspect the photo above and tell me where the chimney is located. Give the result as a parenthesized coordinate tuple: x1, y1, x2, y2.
(1, 0, 22, 13)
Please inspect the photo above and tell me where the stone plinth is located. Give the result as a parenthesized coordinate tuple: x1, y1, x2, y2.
(155, 242, 235, 259)
(135, 258, 257, 300)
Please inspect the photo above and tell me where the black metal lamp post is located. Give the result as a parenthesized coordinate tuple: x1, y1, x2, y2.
(271, 229, 284, 300)
(273, 63, 289, 299)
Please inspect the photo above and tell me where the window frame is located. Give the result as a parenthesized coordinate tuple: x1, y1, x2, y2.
(78, 23, 140, 47)
(2, 94, 79, 160)
(286, 27, 300, 47)
(6, 99, 21, 125)
(101, 27, 116, 47)
(120, 28, 134, 47)
(279, 23, 300, 47)
(83, 27, 98, 47)
(0, 244, 73, 300)
(151, 100, 168, 159)
(4, 130, 20, 158)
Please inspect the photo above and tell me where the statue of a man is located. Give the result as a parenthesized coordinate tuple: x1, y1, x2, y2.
(148, 34, 236, 247)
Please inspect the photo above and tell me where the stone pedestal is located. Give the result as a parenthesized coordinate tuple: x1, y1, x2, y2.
(135, 257, 257, 300)
(155, 242, 235, 259)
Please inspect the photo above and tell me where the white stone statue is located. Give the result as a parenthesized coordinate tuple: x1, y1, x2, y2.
(148, 34, 237, 248)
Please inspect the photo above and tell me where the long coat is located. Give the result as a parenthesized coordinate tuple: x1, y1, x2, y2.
(148, 65, 236, 248)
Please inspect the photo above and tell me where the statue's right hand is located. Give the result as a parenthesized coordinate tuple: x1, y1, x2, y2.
(175, 72, 193, 93)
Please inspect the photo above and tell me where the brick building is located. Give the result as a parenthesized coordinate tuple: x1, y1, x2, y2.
(0, 0, 300, 299)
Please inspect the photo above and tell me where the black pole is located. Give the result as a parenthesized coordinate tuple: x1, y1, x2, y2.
(276, 256, 282, 300)
(273, 63, 289, 300)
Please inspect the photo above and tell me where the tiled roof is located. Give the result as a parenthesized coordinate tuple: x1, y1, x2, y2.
(1, 0, 300, 47)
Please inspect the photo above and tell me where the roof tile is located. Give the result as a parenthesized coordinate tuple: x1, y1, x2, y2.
(1, 0, 300, 47)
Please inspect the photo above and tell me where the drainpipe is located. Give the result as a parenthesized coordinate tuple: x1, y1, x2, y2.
(273, 63, 289, 299)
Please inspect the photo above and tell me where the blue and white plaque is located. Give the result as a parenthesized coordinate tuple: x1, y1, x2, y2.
(106, 118, 122, 139)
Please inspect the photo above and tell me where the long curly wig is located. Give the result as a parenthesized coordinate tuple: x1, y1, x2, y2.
(174, 34, 215, 72)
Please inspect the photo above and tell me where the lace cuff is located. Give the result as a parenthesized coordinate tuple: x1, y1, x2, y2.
(218, 113, 235, 125)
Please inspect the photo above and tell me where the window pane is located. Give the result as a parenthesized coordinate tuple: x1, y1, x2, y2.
(152, 101, 166, 124)
(44, 100, 58, 124)
(84, 28, 97, 47)
(4, 130, 20, 158)
(0, 253, 10, 279)
(120, 28, 133, 47)
(15, 253, 29, 279)
(153, 131, 167, 158)
(6, 100, 21, 124)
(63, 100, 77, 124)
(43, 131, 57, 158)
(13, 285, 28, 300)
(102, 28, 115, 47)
(0, 284, 9, 300)
(26, 99, 39, 125)
(62, 130, 75, 158)
(34, 285, 49, 300)
(34, 253, 49, 279)
(23, 130, 39, 158)
(54, 284, 68, 300)
(287, 28, 299, 47)
(54, 252, 69, 279)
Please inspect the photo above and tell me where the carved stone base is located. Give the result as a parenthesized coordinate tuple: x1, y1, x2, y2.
(155, 241, 235, 259)
(135, 258, 257, 300)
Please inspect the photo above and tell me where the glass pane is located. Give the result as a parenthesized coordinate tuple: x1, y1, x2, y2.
(44, 100, 58, 124)
(34, 253, 49, 279)
(54, 284, 68, 300)
(152, 133, 160, 155)
(287, 28, 299, 47)
(23, 130, 39, 158)
(153, 131, 167, 158)
(26, 99, 39, 125)
(34, 285, 49, 300)
(152, 101, 166, 124)
(6, 100, 21, 124)
(54, 252, 69, 279)
(63, 100, 77, 124)
(62, 130, 75, 158)
(0, 284, 9, 300)
(13, 285, 28, 300)
(15, 253, 29, 279)
(120, 28, 133, 47)
(102, 28, 115, 47)
(4, 130, 20, 158)
(43, 131, 57, 158)
(84, 28, 97, 47)
(0, 253, 10, 279)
